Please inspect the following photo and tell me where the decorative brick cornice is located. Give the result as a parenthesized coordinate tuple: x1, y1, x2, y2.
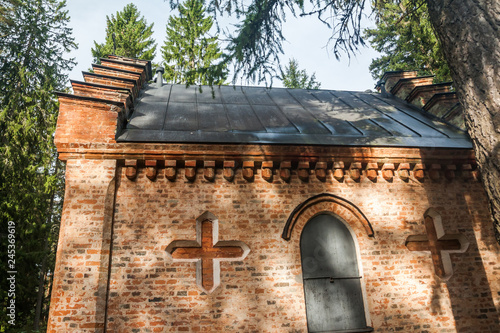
(116, 158, 479, 184)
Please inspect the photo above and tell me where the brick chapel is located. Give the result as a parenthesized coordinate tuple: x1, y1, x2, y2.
(47, 56, 500, 332)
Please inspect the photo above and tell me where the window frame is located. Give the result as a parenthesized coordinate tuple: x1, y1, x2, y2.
(300, 212, 373, 333)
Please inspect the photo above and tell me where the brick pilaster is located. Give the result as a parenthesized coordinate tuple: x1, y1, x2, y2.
(47, 159, 117, 332)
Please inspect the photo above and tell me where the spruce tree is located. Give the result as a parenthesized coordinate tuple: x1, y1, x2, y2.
(91, 3, 156, 63)
(0, 0, 75, 330)
(364, 0, 451, 82)
(162, 0, 227, 86)
(281, 58, 321, 89)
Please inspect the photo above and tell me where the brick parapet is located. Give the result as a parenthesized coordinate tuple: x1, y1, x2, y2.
(406, 82, 453, 108)
(82, 72, 140, 98)
(54, 96, 127, 148)
(102, 56, 152, 82)
(70, 81, 132, 103)
(376, 70, 465, 132)
(91, 64, 144, 89)
(54, 56, 153, 150)
(443, 104, 465, 129)
(377, 71, 418, 92)
(390, 76, 435, 100)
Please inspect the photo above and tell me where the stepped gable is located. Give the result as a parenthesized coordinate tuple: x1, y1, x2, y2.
(375, 70, 418, 92)
(376, 71, 466, 131)
(54, 55, 152, 147)
(406, 82, 453, 108)
(390, 75, 435, 99)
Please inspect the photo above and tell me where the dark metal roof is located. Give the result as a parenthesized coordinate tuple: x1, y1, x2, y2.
(117, 84, 471, 148)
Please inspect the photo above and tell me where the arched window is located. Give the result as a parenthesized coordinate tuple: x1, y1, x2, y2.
(300, 214, 372, 332)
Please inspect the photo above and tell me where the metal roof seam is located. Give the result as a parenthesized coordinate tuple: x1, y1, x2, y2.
(284, 89, 333, 135)
(369, 93, 452, 139)
(352, 92, 422, 138)
(160, 84, 173, 131)
(263, 87, 302, 134)
(217, 86, 236, 133)
(241, 87, 269, 133)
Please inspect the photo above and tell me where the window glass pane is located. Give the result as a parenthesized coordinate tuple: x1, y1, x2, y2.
(301, 214, 359, 279)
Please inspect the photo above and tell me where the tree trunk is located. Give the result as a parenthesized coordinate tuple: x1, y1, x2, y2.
(426, 0, 500, 243)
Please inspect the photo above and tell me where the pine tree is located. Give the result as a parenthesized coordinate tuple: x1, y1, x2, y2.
(91, 3, 156, 63)
(281, 58, 321, 89)
(364, 0, 451, 82)
(0, 0, 75, 330)
(0, 0, 19, 39)
(162, 0, 227, 86)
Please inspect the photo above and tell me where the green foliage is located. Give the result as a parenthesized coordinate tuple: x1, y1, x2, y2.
(281, 58, 321, 89)
(0, 0, 75, 330)
(165, 0, 369, 84)
(0, 0, 20, 39)
(364, 0, 451, 82)
(162, 0, 227, 85)
(165, 0, 451, 85)
(91, 3, 156, 63)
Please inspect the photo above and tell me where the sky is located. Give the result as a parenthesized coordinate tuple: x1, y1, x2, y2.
(65, 0, 381, 91)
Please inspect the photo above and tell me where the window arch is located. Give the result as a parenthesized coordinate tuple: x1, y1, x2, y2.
(300, 214, 372, 332)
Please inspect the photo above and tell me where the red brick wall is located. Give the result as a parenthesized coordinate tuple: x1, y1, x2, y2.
(92, 164, 498, 332)
(54, 97, 124, 148)
(48, 159, 117, 332)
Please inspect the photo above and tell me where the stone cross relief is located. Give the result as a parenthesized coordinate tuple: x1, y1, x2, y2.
(405, 208, 469, 280)
(166, 212, 250, 293)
